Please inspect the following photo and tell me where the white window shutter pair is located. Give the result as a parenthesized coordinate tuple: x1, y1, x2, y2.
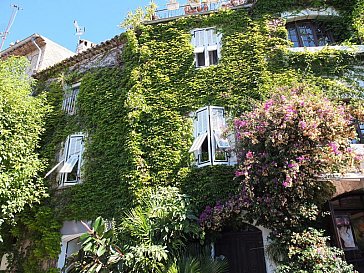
(189, 106, 232, 167)
(191, 28, 221, 67)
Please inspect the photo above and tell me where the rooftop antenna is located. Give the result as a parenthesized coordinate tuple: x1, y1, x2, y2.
(0, 4, 22, 51)
(73, 20, 85, 43)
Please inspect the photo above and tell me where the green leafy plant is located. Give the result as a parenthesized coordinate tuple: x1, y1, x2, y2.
(117, 187, 200, 256)
(12, 1, 364, 271)
(276, 228, 357, 273)
(66, 217, 123, 273)
(0, 57, 48, 226)
(162, 246, 229, 273)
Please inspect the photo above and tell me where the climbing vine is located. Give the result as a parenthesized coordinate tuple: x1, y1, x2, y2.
(7, 1, 364, 271)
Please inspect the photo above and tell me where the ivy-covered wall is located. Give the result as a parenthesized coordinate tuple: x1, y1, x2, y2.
(7, 0, 364, 271)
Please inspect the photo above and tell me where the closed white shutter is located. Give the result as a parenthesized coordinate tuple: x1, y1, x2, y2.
(197, 30, 205, 48)
(207, 28, 217, 46)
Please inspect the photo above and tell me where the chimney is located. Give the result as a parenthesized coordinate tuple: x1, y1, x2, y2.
(76, 39, 95, 54)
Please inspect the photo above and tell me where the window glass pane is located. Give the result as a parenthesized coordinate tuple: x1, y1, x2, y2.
(286, 21, 334, 47)
(66, 160, 79, 182)
(316, 25, 332, 46)
(287, 27, 300, 47)
(65, 237, 81, 263)
(297, 24, 315, 47)
(210, 108, 225, 133)
(200, 137, 209, 163)
(208, 50, 218, 65)
(196, 52, 205, 67)
(215, 148, 227, 161)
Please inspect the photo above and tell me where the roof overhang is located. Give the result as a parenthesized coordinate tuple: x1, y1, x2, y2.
(0, 34, 46, 58)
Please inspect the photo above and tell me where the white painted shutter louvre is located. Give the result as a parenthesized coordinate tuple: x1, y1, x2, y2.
(189, 133, 208, 153)
(67, 135, 83, 157)
(59, 155, 79, 173)
(189, 107, 209, 153)
(196, 107, 208, 136)
(210, 107, 225, 133)
(210, 107, 230, 149)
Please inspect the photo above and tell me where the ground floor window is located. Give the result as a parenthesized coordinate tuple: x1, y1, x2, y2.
(330, 191, 364, 271)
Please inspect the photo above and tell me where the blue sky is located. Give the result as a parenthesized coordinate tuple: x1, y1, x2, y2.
(0, 0, 167, 52)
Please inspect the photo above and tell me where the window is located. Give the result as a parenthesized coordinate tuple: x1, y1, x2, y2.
(286, 21, 334, 47)
(330, 194, 364, 251)
(191, 28, 221, 67)
(45, 133, 85, 186)
(57, 221, 89, 271)
(57, 234, 82, 271)
(62, 83, 80, 115)
(58, 133, 85, 187)
(189, 106, 234, 167)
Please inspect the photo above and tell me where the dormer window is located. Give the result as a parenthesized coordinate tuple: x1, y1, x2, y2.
(62, 83, 80, 115)
(189, 106, 235, 167)
(191, 28, 221, 67)
(286, 21, 334, 47)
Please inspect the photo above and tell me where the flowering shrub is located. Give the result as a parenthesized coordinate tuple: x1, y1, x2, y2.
(199, 86, 359, 271)
(276, 228, 357, 273)
(200, 86, 357, 232)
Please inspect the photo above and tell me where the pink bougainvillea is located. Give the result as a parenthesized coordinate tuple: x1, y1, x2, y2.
(199, 86, 358, 232)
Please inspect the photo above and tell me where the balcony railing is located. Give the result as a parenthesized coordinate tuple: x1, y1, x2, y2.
(145, 0, 256, 23)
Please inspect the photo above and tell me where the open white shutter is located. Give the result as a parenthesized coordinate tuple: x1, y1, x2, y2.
(59, 155, 79, 173)
(189, 133, 207, 153)
(67, 135, 83, 158)
(190, 107, 209, 153)
(196, 107, 208, 136)
(210, 107, 226, 133)
(214, 132, 231, 149)
(44, 160, 64, 178)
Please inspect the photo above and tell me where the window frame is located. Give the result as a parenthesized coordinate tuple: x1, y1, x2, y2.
(190, 106, 233, 167)
(57, 233, 83, 271)
(286, 20, 334, 48)
(58, 133, 85, 187)
(62, 83, 80, 115)
(191, 28, 221, 68)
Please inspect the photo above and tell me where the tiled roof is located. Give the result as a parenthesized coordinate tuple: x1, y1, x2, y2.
(34, 34, 126, 79)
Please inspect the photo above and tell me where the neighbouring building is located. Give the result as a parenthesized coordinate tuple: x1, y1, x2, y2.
(0, 33, 74, 75)
(2, 0, 364, 272)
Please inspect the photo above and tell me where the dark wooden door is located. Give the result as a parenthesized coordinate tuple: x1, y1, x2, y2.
(215, 231, 267, 273)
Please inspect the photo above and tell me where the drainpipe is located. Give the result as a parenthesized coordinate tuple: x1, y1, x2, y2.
(31, 37, 42, 72)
